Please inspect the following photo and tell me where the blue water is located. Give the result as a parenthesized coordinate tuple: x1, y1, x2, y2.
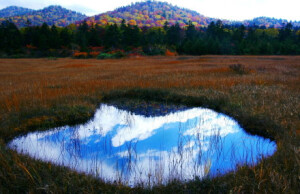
(8, 104, 276, 186)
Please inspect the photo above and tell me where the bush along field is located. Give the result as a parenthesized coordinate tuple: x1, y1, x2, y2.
(0, 56, 299, 193)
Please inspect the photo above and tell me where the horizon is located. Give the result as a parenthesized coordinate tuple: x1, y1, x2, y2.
(0, 0, 299, 22)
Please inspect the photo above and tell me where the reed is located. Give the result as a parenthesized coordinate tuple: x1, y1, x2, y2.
(0, 55, 299, 193)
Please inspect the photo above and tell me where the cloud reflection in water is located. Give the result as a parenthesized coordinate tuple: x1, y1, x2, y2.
(8, 104, 276, 186)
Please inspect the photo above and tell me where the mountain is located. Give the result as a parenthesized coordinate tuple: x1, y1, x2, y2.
(0, 5, 87, 27)
(243, 17, 300, 28)
(81, 1, 300, 28)
(0, 6, 34, 18)
(82, 1, 219, 28)
(1, 2, 299, 28)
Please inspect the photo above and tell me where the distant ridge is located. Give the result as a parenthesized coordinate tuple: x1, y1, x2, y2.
(81, 1, 217, 27)
(0, 6, 34, 18)
(243, 16, 300, 28)
(0, 5, 87, 27)
(0, 1, 299, 28)
(80, 1, 300, 28)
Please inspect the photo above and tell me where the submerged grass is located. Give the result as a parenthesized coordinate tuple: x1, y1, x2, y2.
(0, 56, 299, 193)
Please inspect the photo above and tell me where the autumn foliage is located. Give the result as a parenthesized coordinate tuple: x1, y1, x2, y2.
(73, 52, 88, 58)
(0, 5, 86, 27)
(1, 12, 300, 57)
(165, 49, 177, 56)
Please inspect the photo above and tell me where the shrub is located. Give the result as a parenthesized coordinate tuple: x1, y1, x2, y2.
(97, 53, 114, 59)
(229, 64, 250, 75)
(89, 51, 100, 58)
(142, 45, 166, 55)
(97, 51, 126, 59)
(113, 50, 126, 59)
(73, 52, 88, 59)
(165, 49, 177, 56)
(127, 47, 145, 57)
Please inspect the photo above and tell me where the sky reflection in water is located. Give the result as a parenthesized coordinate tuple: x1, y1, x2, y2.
(9, 104, 276, 186)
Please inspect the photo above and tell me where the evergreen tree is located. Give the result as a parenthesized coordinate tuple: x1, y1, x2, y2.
(166, 22, 182, 46)
(0, 19, 299, 56)
(89, 24, 102, 47)
(0, 20, 22, 52)
(49, 25, 60, 49)
(279, 23, 293, 41)
(104, 24, 121, 48)
(185, 20, 197, 40)
(76, 21, 89, 51)
(60, 27, 72, 47)
(38, 22, 51, 50)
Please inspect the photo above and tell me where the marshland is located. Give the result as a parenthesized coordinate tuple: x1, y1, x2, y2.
(0, 55, 299, 193)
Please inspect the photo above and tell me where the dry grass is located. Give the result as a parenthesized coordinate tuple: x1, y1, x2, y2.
(0, 55, 299, 193)
(1, 56, 299, 120)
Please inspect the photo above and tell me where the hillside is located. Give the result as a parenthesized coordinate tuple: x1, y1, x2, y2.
(81, 1, 300, 28)
(0, 6, 34, 18)
(243, 16, 300, 28)
(83, 1, 217, 27)
(1, 1, 299, 28)
(0, 5, 87, 27)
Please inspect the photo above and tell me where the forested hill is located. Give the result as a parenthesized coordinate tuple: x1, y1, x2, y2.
(81, 1, 300, 28)
(83, 1, 217, 27)
(244, 17, 300, 28)
(0, 6, 34, 18)
(1, 1, 299, 28)
(0, 5, 87, 27)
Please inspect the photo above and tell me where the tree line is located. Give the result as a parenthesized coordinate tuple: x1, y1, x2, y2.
(0, 19, 299, 57)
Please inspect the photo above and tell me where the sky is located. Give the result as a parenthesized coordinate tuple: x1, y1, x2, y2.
(0, 0, 299, 21)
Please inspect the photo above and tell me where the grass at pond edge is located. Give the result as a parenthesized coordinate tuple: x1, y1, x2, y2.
(103, 89, 282, 141)
(0, 88, 298, 193)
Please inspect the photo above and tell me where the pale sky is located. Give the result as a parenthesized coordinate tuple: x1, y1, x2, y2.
(0, 0, 299, 21)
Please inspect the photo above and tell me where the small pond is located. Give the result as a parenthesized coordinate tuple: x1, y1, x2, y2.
(8, 104, 276, 186)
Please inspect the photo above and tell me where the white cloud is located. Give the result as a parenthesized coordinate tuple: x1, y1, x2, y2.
(8, 104, 277, 185)
(74, 104, 240, 147)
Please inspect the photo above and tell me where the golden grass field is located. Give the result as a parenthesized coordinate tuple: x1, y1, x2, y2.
(0, 55, 299, 193)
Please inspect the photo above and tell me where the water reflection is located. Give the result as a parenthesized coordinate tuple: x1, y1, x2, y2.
(8, 104, 276, 186)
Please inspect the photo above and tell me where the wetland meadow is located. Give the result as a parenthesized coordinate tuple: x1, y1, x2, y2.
(0, 55, 299, 193)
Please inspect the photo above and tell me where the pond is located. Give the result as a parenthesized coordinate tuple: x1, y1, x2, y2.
(8, 104, 276, 187)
